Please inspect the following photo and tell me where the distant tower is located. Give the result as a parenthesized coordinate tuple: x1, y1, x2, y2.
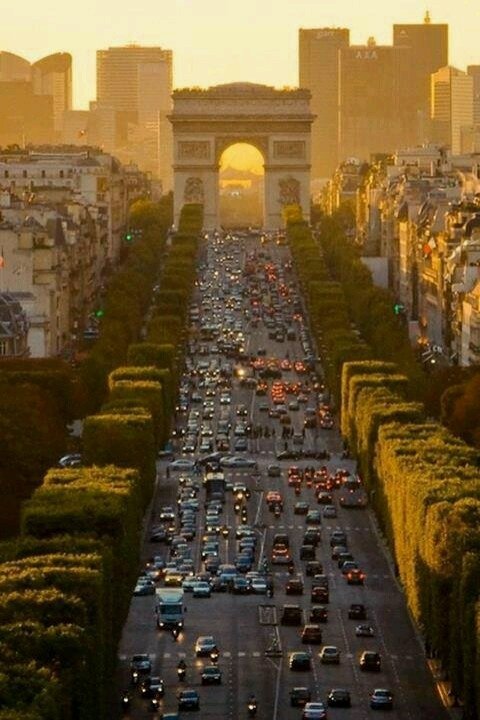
(32, 53, 72, 134)
(424, 10, 431, 24)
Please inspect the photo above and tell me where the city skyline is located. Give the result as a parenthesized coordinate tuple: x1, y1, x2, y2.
(2, 0, 480, 109)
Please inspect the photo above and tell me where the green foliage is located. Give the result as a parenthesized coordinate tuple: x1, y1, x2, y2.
(108, 378, 165, 445)
(127, 342, 175, 370)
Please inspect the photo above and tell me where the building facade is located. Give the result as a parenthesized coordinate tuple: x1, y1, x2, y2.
(431, 66, 473, 154)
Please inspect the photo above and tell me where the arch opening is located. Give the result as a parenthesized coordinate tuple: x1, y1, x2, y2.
(219, 143, 264, 229)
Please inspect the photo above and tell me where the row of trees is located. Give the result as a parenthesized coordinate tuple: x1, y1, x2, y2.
(0, 202, 204, 718)
(287, 211, 480, 717)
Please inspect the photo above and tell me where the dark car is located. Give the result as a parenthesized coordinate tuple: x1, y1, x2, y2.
(348, 603, 366, 620)
(130, 654, 151, 675)
(311, 586, 329, 603)
(290, 687, 312, 707)
(301, 624, 322, 644)
(232, 576, 250, 594)
(309, 606, 328, 623)
(286, 578, 304, 595)
(201, 666, 222, 685)
(300, 544, 316, 561)
(281, 604, 303, 626)
(359, 651, 381, 671)
(140, 676, 165, 699)
(305, 561, 323, 577)
(303, 528, 321, 546)
(178, 689, 200, 710)
(327, 688, 351, 707)
(289, 651, 311, 671)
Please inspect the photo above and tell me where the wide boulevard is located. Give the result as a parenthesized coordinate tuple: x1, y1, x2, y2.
(115, 233, 449, 720)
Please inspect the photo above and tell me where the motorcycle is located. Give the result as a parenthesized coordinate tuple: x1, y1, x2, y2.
(150, 695, 160, 712)
(210, 648, 219, 663)
(288, 563, 295, 575)
(247, 698, 258, 716)
(131, 670, 139, 686)
(121, 692, 130, 711)
(177, 666, 186, 681)
(274, 505, 281, 519)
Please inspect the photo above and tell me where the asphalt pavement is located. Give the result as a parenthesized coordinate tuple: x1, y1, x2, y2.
(115, 234, 451, 720)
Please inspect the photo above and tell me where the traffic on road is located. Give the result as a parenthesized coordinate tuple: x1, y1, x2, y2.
(116, 231, 449, 720)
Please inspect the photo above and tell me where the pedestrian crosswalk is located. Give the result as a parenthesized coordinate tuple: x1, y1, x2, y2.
(119, 650, 418, 662)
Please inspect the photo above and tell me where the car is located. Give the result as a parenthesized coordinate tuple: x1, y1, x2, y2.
(169, 459, 196, 471)
(348, 603, 366, 620)
(177, 689, 200, 710)
(286, 578, 304, 595)
(360, 651, 381, 671)
(302, 702, 327, 719)
(234, 437, 248, 451)
(232, 576, 250, 594)
(305, 561, 323, 577)
(150, 526, 168, 543)
(327, 688, 351, 708)
(161, 714, 180, 720)
(337, 552, 355, 568)
(220, 456, 257, 468)
(347, 568, 365, 585)
(195, 636, 217, 656)
(281, 604, 303, 626)
(58, 453, 82, 468)
(303, 528, 321, 546)
(370, 689, 393, 710)
(355, 624, 375, 637)
(140, 676, 165, 698)
(301, 624, 322, 644)
(201, 665, 222, 685)
(133, 578, 156, 596)
(130, 654, 152, 675)
(330, 530, 347, 547)
(340, 560, 359, 576)
(267, 464, 281, 477)
(316, 492, 332, 505)
(319, 646, 340, 664)
(322, 505, 337, 518)
(250, 577, 267, 594)
(305, 510, 322, 525)
(294, 501, 309, 515)
(182, 577, 198, 592)
(290, 686, 312, 707)
(289, 651, 312, 671)
(193, 580, 211, 598)
(300, 544, 316, 561)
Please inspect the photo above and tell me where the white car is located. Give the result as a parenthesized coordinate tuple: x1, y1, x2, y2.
(250, 578, 267, 594)
(319, 645, 340, 664)
(302, 702, 327, 719)
(220, 456, 257, 469)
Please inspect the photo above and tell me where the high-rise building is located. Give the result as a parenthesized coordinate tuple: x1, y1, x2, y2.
(467, 65, 480, 124)
(299, 28, 350, 179)
(393, 13, 448, 144)
(32, 53, 72, 134)
(0, 51, 31, 82)
(338, 39, 405, 162)
(0, 82, 53, 146)
(96, 44, 173, 189)
(431, 66, 473, 154)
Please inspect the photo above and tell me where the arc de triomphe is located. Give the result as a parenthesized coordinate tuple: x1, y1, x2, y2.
(169, 82, 314, 230)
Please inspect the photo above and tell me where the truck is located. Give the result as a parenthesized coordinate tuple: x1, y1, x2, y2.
(155, 588, 184, 630)
(204, 471, 226, 503)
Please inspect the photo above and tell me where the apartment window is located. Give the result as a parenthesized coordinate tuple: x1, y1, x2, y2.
(22, 170, 27, 178)
(3, 170, 8, 178)
(59, 170, 64, 178)
(41, 170, 46, 178)
(0, 341, 7, 356)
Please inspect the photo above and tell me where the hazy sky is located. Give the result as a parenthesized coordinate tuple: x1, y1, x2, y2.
(2, 0, 480, 109)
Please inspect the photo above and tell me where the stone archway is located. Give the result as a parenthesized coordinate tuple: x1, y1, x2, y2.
(170, 82, 314, 230)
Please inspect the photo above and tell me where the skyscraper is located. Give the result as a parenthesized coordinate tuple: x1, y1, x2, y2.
(0, 51, 31, 82)
(299, 28, 350, 179)
(467, 66, 480, 124)
(431, 66, 473, 154)
(32, 53, 72, 134)
(393, 13, 448, 144)
(338, 39, 405, 162)
(96, 45, 173, 188)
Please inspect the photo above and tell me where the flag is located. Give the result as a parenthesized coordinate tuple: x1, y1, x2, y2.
(0, 247, 4, 269)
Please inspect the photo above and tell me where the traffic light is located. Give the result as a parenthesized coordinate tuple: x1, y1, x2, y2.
(94, 308, 104, 319)
(124, 231, 134, 243)
(393, 302, 405, 315)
